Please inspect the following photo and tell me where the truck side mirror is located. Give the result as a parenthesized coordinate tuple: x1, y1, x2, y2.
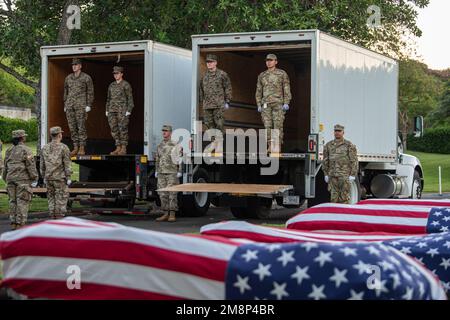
(413, 116, 424, 138)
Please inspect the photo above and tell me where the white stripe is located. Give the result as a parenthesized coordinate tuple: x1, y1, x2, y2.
(3, 256, 224, 300)
(1, 221, 237, 261)
(313, 203, 431, 212)
(287, 213, 427, 227)
(361, 199, 450, 206)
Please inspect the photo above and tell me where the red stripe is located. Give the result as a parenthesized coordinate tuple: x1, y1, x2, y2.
(201, 230, 297, 243)
(184, 234, 241, 246)
(286, 221, 426, 234)
(1, 278, 184, 300)
(302, 206, 429, 218)
(0, 237, 227, 281)
(358, 199, 450, 207)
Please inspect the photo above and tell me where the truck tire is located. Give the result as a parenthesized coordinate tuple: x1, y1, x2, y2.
(230, 197, 271, 220)
(349, 177, 362, 204)
(178, 168, 210, 217)
(411, 170, 422, 199)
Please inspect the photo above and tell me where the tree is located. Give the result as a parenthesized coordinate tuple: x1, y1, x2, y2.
(398, 59, 443, 147)
(427, 79, 450, 128)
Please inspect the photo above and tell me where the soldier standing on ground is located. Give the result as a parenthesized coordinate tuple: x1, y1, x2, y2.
(2, 130, 38, 230)
(199, 54, 232, 136)
(322, 124, 358, 204)
(106, 66, 134, 155)
(155, 125, 182, 223)
(40, 126, 73, 219)
(255, 53, 292, 152)
(64, 58, 94, 156)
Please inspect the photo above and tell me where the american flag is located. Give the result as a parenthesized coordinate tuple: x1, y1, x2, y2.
(0, 217, 240, 300)
(201, 221, 450, 294)
(225, 242, 446, 300)
(286, 203, 450, 234)
(358, 199, 450, 207)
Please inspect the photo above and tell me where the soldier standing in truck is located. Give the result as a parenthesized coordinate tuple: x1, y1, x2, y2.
(255, 53, 291, 153)
(63, 58, 94, 156)
(105, 66, 134, 155)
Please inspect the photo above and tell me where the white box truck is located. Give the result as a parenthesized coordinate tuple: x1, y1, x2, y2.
(39, 40, 192, 211)
(168, 29, 424, 218)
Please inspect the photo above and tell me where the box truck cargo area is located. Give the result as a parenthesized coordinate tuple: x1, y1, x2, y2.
(198, 43, 311, 153)
(46, 52, 145, 155)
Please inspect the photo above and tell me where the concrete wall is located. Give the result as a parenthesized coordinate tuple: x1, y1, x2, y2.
(0, 105, 34, 120)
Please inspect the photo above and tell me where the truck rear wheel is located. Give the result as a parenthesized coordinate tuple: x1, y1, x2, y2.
(307, 170, 330, 208)
(178, 168, 210, 217)
(412, 170, 422, 199)
(230, 197, 271, 220)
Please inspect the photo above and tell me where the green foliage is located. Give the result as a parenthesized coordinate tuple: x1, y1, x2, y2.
(407, 127, 450, 154)
(0, 116, 38, 142)
(427, 79, 450, 128)
(0, 68, 35, 108)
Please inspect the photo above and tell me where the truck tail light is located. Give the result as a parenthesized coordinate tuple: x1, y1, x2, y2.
(308, 134, 318, 153)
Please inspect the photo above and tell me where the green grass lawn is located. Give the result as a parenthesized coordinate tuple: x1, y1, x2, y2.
(406, 150, 450, 193)
(1, 141, 79, 214)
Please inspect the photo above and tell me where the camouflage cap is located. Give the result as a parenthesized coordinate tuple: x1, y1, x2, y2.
(12, 130, 27, 138)
(334, 124, 345, 131)
(113, 66, 124, 73)
(206, 54, 217, 62)
(162, 124, 172, 132)
(71, 58, 82, 65)
(50, 126, 64, 135)
(266, 53, 277, 60)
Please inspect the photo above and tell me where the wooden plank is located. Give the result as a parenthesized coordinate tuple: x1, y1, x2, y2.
(0, 188, 122, 195)
(158, 183, 292, 195)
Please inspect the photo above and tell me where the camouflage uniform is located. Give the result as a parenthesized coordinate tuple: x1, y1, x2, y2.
(199, 55, 232, 133)
(322, 128, 358, 204)
(0, 140, 3, 178)
(155, 126, 182, 213)
(64, 64, 94, 148)
(2, 131, 38, 227)
(40, 127, 73, 218)
(106, 77, 134, 147)
(255, 60, 291, 144)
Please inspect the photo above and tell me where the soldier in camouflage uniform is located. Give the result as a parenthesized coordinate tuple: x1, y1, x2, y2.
(199, 54, 232, 134)
(64, 58, 94, 156)
(40, 126, 73, 219)
(322, 124, 358, 204)
(255, 53, 292, 152)
(155, 125, 182, 222)
(2, 130, 38, 230)
(106, 66, 134, 155)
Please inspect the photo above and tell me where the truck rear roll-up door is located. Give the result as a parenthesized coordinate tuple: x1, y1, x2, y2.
(158, 183, 292, 195)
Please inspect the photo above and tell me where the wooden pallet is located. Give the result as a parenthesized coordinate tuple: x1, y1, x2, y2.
(158, 183, 292, 195)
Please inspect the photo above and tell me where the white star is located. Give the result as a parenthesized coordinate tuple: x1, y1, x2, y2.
(440, 226, 449, 232)
(277, 250, 295, 267)
(400, 247, 412, 254)
(353, 260, 370, 275)
(329, 268, 349, 288)
(389, 256, 402, 266)
(389, 273, 402, 290)
(301, 242, 318, 252)
(291, 266, 310, 285)
(339, 247, 357, 257)
(374, 280, 389, 297)
(416, 242, 427, 248)
(407, 265, 420, 276)
(314, 251, 333, 267)
(270, 282, 289, 300)
(365, 246, 381, 256)
(433, 211, 443, 217)
(253, 263, 272, 281)
(431, 221, 440, 226)
(267, 244, 281, 252)
(390, 241, 401, 246)
(443, 216, 450, 222)
(444, 241, 450, 249)
(241, 249, 258, 262)
(439, 258, 450, 270)
(379, 261, 395, 271)
(446, 209, 450, 213)
(347, 289, 364, 300)
(401, 270, 413, 282)
(426, 248, 439, 258)
(433, 236, 444, 242)
(443, 282, 450, 293)
(308, 284, 326, 300)
(233, 275, 251, 294)
(401, 287, 414, 300)
(418, 282, 425, 298)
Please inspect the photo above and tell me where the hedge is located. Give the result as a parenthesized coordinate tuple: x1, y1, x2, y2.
(407, 127, 450, 154)
(0, 116, 38, 142)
